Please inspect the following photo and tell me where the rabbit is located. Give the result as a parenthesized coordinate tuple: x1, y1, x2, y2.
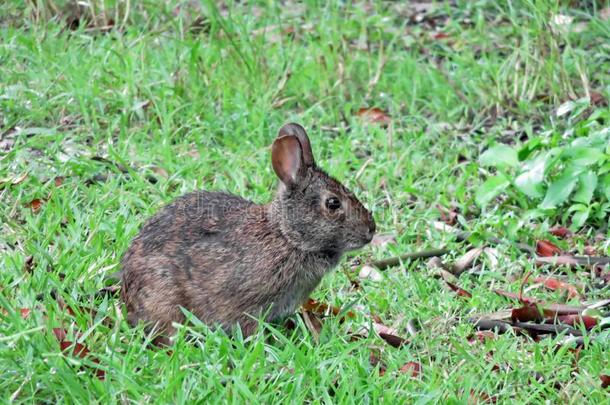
(120, 123, 376, 344)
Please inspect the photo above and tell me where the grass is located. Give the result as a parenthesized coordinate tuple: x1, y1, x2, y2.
(1, 0, 609, 402)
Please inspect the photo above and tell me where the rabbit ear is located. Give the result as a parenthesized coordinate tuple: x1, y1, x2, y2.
(272, 135, 303, 185)
(277, 123, 315, 167)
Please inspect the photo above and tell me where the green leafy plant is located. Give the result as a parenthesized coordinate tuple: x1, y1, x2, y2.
(476, 106, 610, 229)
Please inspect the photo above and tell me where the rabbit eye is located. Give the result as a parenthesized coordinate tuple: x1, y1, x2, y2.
(325, 197, 341, 211)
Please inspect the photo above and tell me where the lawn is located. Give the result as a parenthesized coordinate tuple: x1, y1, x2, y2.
(1, 0, 609, 403)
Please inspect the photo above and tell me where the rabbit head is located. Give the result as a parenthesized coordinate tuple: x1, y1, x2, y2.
(270, 123, 376, 253)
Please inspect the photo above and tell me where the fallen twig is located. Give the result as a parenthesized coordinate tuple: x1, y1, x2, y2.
(511, 322, 582, 337)
(536, 256, 610, 267)
(370, 225, 536, 271)
(370, 248, 450, 270)
(471, 319, 514, 334)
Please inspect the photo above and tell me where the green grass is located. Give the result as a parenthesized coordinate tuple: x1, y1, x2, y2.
(1, 0, 609, 403)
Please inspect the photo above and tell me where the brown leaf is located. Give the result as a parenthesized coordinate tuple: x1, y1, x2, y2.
(302, 298, 354, 319)
(556, 315, 598, 330)
(432, 32, 449, 40)
(601, 374, 610, 389)
(301, 310, 322, 341)
(534, 277, 579, 299)
(590, 91, 607, 106)
(446, 281, 472, 298)
(53, 328, 68, 341)
(511, 304, 543, 323)
(549, 227, 571, 238)
(536, 240, 562, 257)
(54, 176, 65, 186)
(584, 245, 596, 256)
(60, 341, 90, 358)
(356, 107, 391, 126)
(369, 321, 408, 348)
(468, 330, 496, 344)
(436, 204, 458, 225)
(369, 350, 386, 376)
(28, 198, 43, 213)
(57, 339, 105, 379)
(399, 361, 422, 377)
(378, 332, 408, 348)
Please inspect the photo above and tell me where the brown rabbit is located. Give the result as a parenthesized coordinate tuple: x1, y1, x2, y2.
(120, 123, 375, 343)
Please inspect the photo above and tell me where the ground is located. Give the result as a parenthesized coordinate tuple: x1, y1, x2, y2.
(1, 1, 609, 403)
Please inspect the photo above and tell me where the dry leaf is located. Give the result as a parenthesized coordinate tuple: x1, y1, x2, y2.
(590, 91, 607, 107)
(428, 257, 458, 283)
(446, 281, 472, 298)
(536, 240, 562, 257)
(302, 298, 354, 319)
(511, 304, 543, 322)
(483, 248, 500, 270)
(437, 204, 458, 226)
(452, 247, 483, 275)
(378, 332, 407, 348)
(301, 310, 322, 342)
(549, 227, 570, 238)
(359, 265, 383, 282)
(399, 361, 422, 377)
(369, 351, 386, 376)
(534, 277, 579, 299)
(468, 330, 496, 344)
(432, 220, 458, 234)
(356, 107, 391, 126)
(556, 100, 576, 117)
(601, 374, 610, 389)
(28, 199, 43, 213)
(54, 176, 65, 186)
(556, 315, 597, 330)
(365, 322, 408, 348)
(60, 340, 90, 359)
(0, 173, 28, 188)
